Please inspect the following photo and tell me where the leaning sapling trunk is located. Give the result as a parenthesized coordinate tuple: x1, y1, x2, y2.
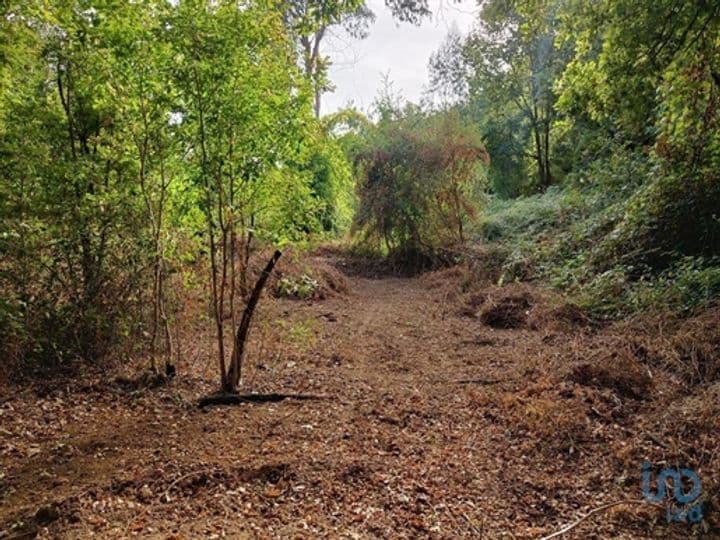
(225, 250, 282, 392)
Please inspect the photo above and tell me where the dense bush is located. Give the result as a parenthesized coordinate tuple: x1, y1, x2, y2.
(593, 176, 720, 269)
(353, 110, 487, 266)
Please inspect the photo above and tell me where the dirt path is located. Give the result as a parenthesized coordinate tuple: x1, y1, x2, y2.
(0, 256, 710, 539)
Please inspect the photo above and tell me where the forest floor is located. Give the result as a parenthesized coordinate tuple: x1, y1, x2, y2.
(1, 249, 718, 539)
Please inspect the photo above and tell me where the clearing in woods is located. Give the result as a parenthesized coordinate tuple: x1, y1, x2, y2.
(0, 252, 707, 538)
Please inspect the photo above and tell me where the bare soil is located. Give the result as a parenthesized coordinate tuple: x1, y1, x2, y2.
(1, 251, 717, 539)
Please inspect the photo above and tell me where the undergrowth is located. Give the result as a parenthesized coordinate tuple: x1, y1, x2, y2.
(473, 151, 720, 319)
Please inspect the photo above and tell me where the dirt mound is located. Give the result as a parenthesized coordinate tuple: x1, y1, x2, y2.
(420, 264, 467, 290)
(479, 292, 533, 329)
(461, 244, 509, 285)
(454, 279, 588, 334)
(529, 302, 595, 333)
(269, 250, 349, 300)
(456, 291, 488, 318)
(452, 281, 547, 329)
(314, 264, 350, 297)
(568, 359, 653, 399)
(550, 302, 593, 326)
(419, 245, 508, 294)
(610, 305, 720, 384)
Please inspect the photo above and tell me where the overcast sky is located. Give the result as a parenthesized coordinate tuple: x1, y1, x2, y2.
(322, 0, 479, 116)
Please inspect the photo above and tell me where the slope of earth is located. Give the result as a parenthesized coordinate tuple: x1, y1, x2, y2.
(1, 250, 717, 539)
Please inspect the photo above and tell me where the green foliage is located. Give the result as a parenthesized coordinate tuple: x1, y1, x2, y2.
(556, 0, 720, 141)
(0, 2, 157, 363)
(474, 147, 720, 317)
(478, 187, 585, 243)
(276, 274, 320, 300)
(0, 1, 355, 373)
(430, 0, 571, 195)
(437, 0, 720, 319)
(592, 169, 720, 273)
(274, 316, 319, 349)
(577, 257, 720, 318)
(297, 135, 355, 234)
(255, 167, 324, 246)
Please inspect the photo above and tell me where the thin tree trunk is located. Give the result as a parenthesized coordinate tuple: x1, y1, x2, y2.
(151, 253, 161, 371)
(242, 215, 255, 296)
(533, 126, 544, 188)
(301, 30, 325, 118)
(543, 113, 552, 187)
(157, 157, 173, 369)
(229, 216, 237, 330)
(159, 263, 173, 368)
(314, 88, 322, 118)
(194, 72, 228, 390)
(208, 221, 227, 390)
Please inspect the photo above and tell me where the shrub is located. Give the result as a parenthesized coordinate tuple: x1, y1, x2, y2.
(353, 110, 488, 267)
(276, 275, 320, 300)
(592, 170, 720, 272)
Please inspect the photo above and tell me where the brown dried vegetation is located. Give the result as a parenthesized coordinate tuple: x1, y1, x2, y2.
(1, 251, 718, 538)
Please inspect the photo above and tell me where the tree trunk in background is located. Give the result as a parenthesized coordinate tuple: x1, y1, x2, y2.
(314, 88, 322, 118)
(543, 103, 553, 188)
(301, 29, 325, 118)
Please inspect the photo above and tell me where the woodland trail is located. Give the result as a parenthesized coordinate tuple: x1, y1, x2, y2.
(0, 254, 703, 539)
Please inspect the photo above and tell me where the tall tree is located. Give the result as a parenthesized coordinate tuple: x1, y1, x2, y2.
(284, 0, 374, 118)
(473, 0, 564, 190)
(284, 0, 433, 117)
(430, 0, 568, 193)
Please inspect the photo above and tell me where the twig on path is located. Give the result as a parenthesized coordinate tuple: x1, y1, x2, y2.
(162, 467, 220, 502)
(425, 376, 517, 386)
(197, 392, 328, 408)
(455, 378, 510, 385)
(539, 499, 663, 539)
(643, 431, 668, 449)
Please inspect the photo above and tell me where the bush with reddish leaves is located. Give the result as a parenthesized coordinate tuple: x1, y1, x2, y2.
(353, 110, 488, 269)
